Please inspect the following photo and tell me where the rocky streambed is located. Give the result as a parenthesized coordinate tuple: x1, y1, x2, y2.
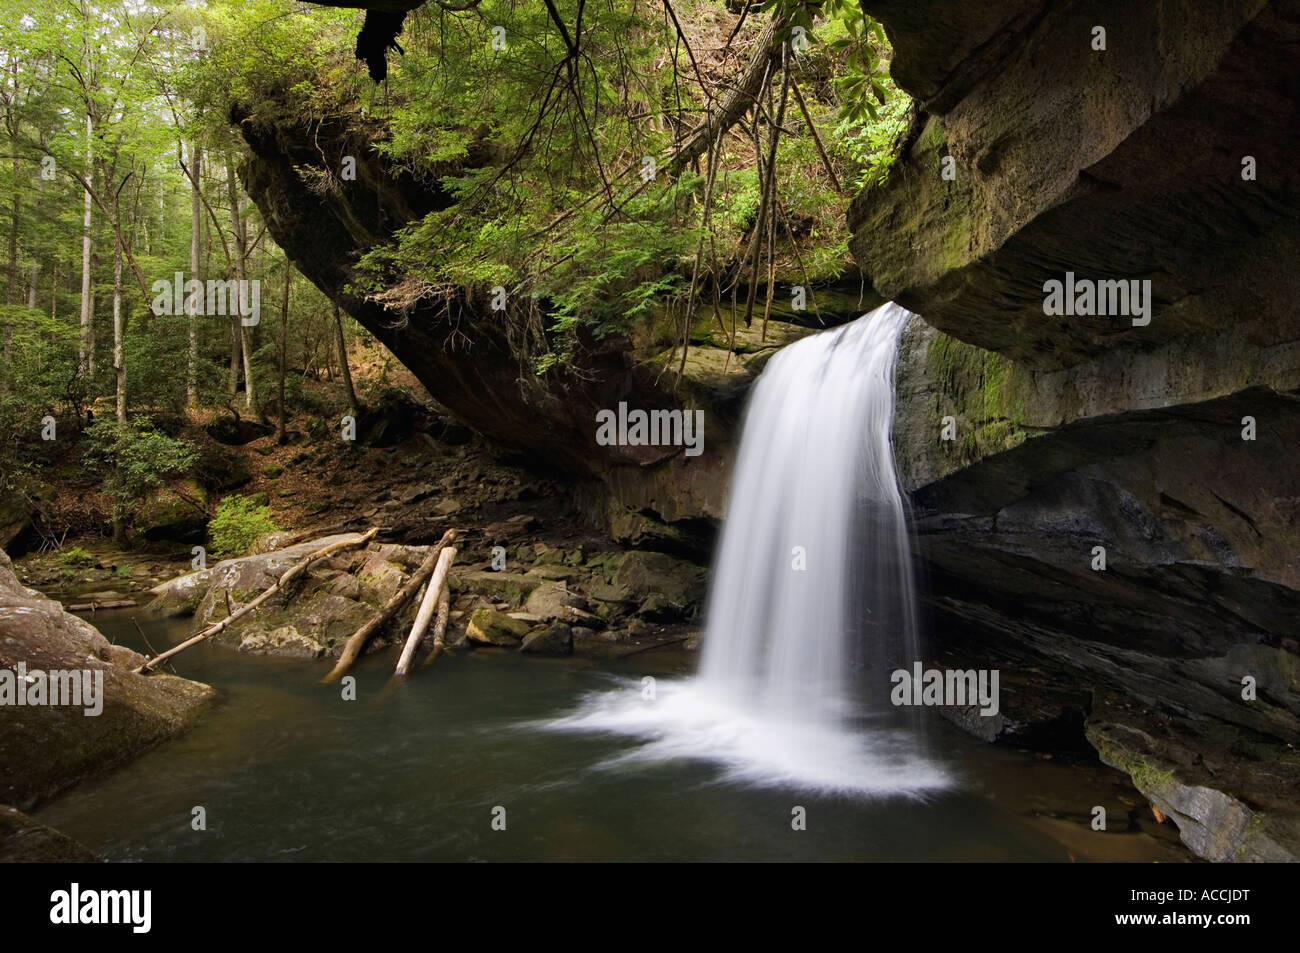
(144, 531, 707, 663)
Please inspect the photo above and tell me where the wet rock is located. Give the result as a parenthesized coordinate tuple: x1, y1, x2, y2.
(0, 806, 98, 862)
(239, 626, 326, 659)
(637, 592, 690, 623)
(520, 622, 573, 656)
(1086, 694, 1300, 863)
(466, 607, 530, 646)
(452, 570, 540, 605)
(614, 551, 706, 615)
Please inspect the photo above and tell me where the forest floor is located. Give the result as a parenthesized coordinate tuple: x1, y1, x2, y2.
(13, 353, 705, 661)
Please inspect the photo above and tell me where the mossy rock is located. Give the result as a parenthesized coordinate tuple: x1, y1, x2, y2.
(467, 607, 531, 646)
(136, 480, 209, 543)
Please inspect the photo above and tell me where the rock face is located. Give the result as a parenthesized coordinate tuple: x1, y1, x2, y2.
(0, 805, 98, 862)
(855, 0, 1300, 860)
(0, 548, 215, 810)
(853, 0, 1300, 371)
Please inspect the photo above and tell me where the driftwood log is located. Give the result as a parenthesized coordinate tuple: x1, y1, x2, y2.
(135, 528, 378, 674)
(67, 600, 138, 612)
(394, 540, 457, 676)
(324, 528, 456, 683)
(418, 585, 452, 671)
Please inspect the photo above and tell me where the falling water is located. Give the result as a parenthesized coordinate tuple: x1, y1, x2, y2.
(544, 303, 949, 795)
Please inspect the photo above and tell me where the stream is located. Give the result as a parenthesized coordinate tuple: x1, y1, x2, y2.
(33, 611, 1189, 862)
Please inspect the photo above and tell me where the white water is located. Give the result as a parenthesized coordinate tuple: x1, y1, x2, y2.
(545, 303, 950, 795)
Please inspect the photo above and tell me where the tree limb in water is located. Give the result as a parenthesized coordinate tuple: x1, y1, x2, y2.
(325, 528, 457, 683)
(135, 528, 378, 674)
(394, 537, 457, 676)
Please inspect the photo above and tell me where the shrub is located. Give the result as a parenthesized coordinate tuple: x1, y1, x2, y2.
(208, 494, 279, 558)
(56, 545, 94, 567)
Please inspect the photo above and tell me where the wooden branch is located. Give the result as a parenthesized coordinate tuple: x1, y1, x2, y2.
(66, 600, 137, 612)
(419, 584, 452, 670)
(790, 78, 842, 194)
(671, 16, 781, 173)
(135, 529, 377, 674)
(324, 529, 455, 683)
(394, 539, 457, 676)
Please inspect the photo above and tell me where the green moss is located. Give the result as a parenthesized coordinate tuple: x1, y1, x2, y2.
(1089, 730, 1177, 795)
(926, 330, 1029, 469)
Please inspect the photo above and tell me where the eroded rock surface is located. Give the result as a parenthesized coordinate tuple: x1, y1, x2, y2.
(861, 0, 1300, 860)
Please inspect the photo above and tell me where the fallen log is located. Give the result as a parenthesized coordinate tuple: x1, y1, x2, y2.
(134, 528, 378, 674)
(66, 600, 138, 612)
(324, 528, 456, 683)
(394, 538, 457, 676)
(418, 584, 452, 671)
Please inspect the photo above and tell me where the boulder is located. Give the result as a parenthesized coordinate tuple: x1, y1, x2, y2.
(0, 806, 98, 862)
(135, 479, 209, 543)
(523, 582, 602, 626)
(520, 622, 573, 656)
(0, 547, 214, 809)
(146, 535, 430, 658)
(466, 607, 531, 646)
(451, 570, 540, 605)
(0, 486, 33, 555)
(205, 416, 273, 446)
(614, 551, 706, 617)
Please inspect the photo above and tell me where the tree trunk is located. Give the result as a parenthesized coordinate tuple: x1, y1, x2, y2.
(187, 142, 201, 408)
(277, 259, 291, 443)
(2, 153, 16, 393)
(226, 158, 256, 417)
(334, 303, 359, 416)
(79, 114, 94, 379)
(113, 233, 125, 424)
(325, 530, 456, 683)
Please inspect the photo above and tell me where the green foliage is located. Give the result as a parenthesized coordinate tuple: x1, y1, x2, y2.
(208, 493, 279, 558)
(56, 545, 94, 567)
(82, 417, 200, 518)
(765, 0, 893, 121)
(834, 86, 912, 190)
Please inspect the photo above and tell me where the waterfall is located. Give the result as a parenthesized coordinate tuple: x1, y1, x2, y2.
(697, 302, 923, 725)
(544, 304, 949, 795)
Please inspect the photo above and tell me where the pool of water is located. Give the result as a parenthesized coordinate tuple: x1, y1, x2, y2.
(34, 613, 1190, 862)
